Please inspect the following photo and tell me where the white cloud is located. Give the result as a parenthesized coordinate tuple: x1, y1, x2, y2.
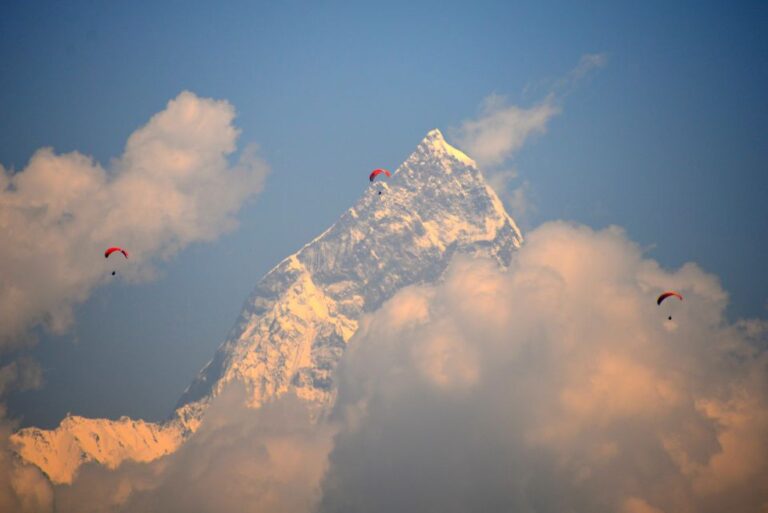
(320, 222, 768, 513)
(454, 53, 607, 169)
(0, 91, 269, 349)
(455, 93, 559, 168)
(456, 53, 607, 214)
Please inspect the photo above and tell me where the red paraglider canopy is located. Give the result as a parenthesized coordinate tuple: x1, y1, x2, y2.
(369, 169, 391, 182)
(104, 247, 129, 259)
(657, 291, 683, 305)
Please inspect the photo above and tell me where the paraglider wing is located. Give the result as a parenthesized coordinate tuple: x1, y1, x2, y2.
(369, 169, 391, 182)
(657, 291, 683, 305)
(104, 247, 129, 259)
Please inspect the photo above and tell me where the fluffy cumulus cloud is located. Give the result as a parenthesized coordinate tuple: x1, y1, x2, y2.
(320, 222, 768, 513)
(0, 91, 269, 349)
(3, 222, 767, 512)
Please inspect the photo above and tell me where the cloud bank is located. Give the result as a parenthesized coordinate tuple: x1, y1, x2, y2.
(3, 223, 766, 512)
(321, 222, 768, 513)
(0, 91, 269, 348)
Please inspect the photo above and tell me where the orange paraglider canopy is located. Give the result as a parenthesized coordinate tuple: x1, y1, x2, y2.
(657, 291, 683, 305)
(369, 169, 391, 182)
(104, 247, 129, 259)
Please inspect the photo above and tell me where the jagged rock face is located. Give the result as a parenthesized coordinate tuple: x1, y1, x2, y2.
(12, 129, 522, 483)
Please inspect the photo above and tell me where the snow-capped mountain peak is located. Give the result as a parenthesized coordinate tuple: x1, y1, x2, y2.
(413, 128, 476, 168)
(12, 129, 522, 483)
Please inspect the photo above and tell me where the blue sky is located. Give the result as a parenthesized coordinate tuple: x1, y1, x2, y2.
(1, 0, 766, 427)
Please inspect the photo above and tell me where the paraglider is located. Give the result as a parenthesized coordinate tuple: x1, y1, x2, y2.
(105, 247, 128, 275)
(369, 169, 391, 182)
(657, 291, 683, 305)
(104, 247, 128, 259)
(657, 291, 683, 320)
(369, 169, 390, 197)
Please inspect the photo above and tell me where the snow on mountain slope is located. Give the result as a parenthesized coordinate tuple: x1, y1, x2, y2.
(13, 415, 184, 485)
(12, 129, 522, 483)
